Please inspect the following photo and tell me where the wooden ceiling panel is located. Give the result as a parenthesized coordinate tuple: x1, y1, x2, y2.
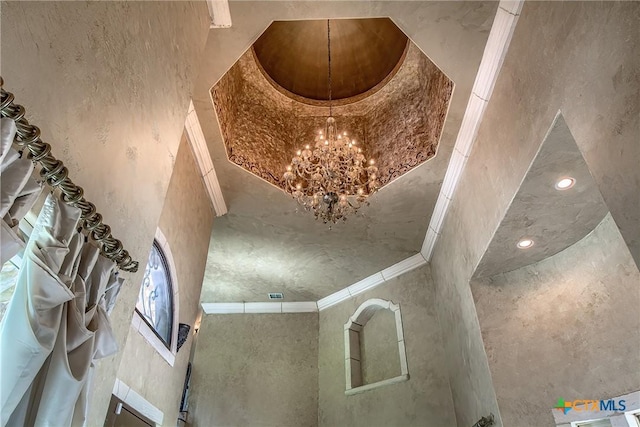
(253, 18, 408, 101)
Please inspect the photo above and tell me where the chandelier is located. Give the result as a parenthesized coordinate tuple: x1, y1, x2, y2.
(283, 20, 378, 224)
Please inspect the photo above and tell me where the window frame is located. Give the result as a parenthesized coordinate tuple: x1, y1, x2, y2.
(132, 228, 179, 366)
(134, 240, 174, 349)
(624, 409, 640, 427)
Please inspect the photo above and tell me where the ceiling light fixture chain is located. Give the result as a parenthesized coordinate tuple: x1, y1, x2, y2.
(327, 19, 332, 117)
(283, 19, 379, 225)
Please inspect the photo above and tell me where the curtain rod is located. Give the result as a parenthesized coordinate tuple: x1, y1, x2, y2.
(0, 77, 139, 273)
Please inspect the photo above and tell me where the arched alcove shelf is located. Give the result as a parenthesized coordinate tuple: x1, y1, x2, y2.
(344, 298, 409, 395)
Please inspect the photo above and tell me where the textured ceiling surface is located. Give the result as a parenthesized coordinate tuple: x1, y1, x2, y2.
(212, 41, 452, 192)
(473, 114, 609, 279)
(253, 18, 408, 101)
(192, 1, 499, 302)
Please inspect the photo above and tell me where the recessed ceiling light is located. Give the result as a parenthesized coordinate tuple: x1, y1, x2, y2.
(517, 239, 534, 249)
(555, 177, 575, 190)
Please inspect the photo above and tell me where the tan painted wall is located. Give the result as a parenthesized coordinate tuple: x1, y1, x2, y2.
(472, 214, 640, 427)
(318, 265, 456, 427)
(360, 308, 401, 385)
(430, 2, 639, 426)
(193, 1, 498, 304)
(0, 2, 210, 423)
(116, 136, 214, 425)
(189, 313, 319, 427)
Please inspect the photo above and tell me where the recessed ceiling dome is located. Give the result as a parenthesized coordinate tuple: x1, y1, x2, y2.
(252, 18, 409, 101)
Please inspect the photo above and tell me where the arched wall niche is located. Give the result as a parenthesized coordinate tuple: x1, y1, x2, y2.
(344, 298, 409, 395)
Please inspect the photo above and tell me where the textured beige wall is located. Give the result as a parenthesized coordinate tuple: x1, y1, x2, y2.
(0, 2, 210, 423)
(360, 308, 401, 385)
(472, 214, 640, 427)
(318, 265, 456, 427)
(195, 1, 498, 304)
(430, 3, 639, 426)
(116, 136, 214, 425)
(189, 313, 319, 427)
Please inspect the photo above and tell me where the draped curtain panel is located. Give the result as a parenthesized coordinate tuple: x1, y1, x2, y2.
(0, 118, 43, 265)
(0, 179, 124, 424)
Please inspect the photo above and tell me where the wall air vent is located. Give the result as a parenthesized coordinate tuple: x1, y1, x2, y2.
(268, 292, 284, 300)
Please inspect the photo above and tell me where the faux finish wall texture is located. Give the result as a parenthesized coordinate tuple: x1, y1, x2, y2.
(472, 214, 640, 427)
(189, 313, 319, 427)
(116, 136, 214, 425)
(360, 308, 401, 385)
(196, 1, 499, 303)
(430, 3, 640, 427)
(0, 2, 210, 423)
(318, 265, 456, 427)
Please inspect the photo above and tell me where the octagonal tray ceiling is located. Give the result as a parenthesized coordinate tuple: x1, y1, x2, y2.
(192, 2, 500, 302)
(212, 19, 452, 193)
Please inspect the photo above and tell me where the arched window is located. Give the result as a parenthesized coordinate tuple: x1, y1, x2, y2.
(136, 240, 174, 348)
(132, 230, 179, 365)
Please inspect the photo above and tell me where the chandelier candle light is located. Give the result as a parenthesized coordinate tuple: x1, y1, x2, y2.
(283, 20, 379, 224)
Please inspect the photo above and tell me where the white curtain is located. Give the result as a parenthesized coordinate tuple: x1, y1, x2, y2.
(0, 192, 124, 426)
(0, 117, 43, 265)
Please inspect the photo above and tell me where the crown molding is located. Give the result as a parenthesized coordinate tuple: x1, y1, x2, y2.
(347, 272, 385, 298)
(421, 0, 523, 259)
(201, 302, 244, 314)
(380, 253, 427, 282)
(314, 288, 351, 312)
(317, 253, 427, 311)
(202, 301, 318, 314)
(202, 254, 427, 314)
(185, 101, 228, 217)
(199, 1, 523, 315)
(206, 0, 232, 29)
(282, 302, 318, 313)
(245, 302, 282, 314)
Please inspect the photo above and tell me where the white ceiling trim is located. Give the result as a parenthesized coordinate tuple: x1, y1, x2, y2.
(185, 101, 228, 216)
(202, 301, 318, 314)
(206, 0, 232, 29)
(421, 0, 524, 259)
(201, 254, 425, 314)
(317, 253, 427, 311)
(199, 0, 523, 314)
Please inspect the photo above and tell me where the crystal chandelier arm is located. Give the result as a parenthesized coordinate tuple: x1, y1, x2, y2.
(281, 20, 379, 224)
